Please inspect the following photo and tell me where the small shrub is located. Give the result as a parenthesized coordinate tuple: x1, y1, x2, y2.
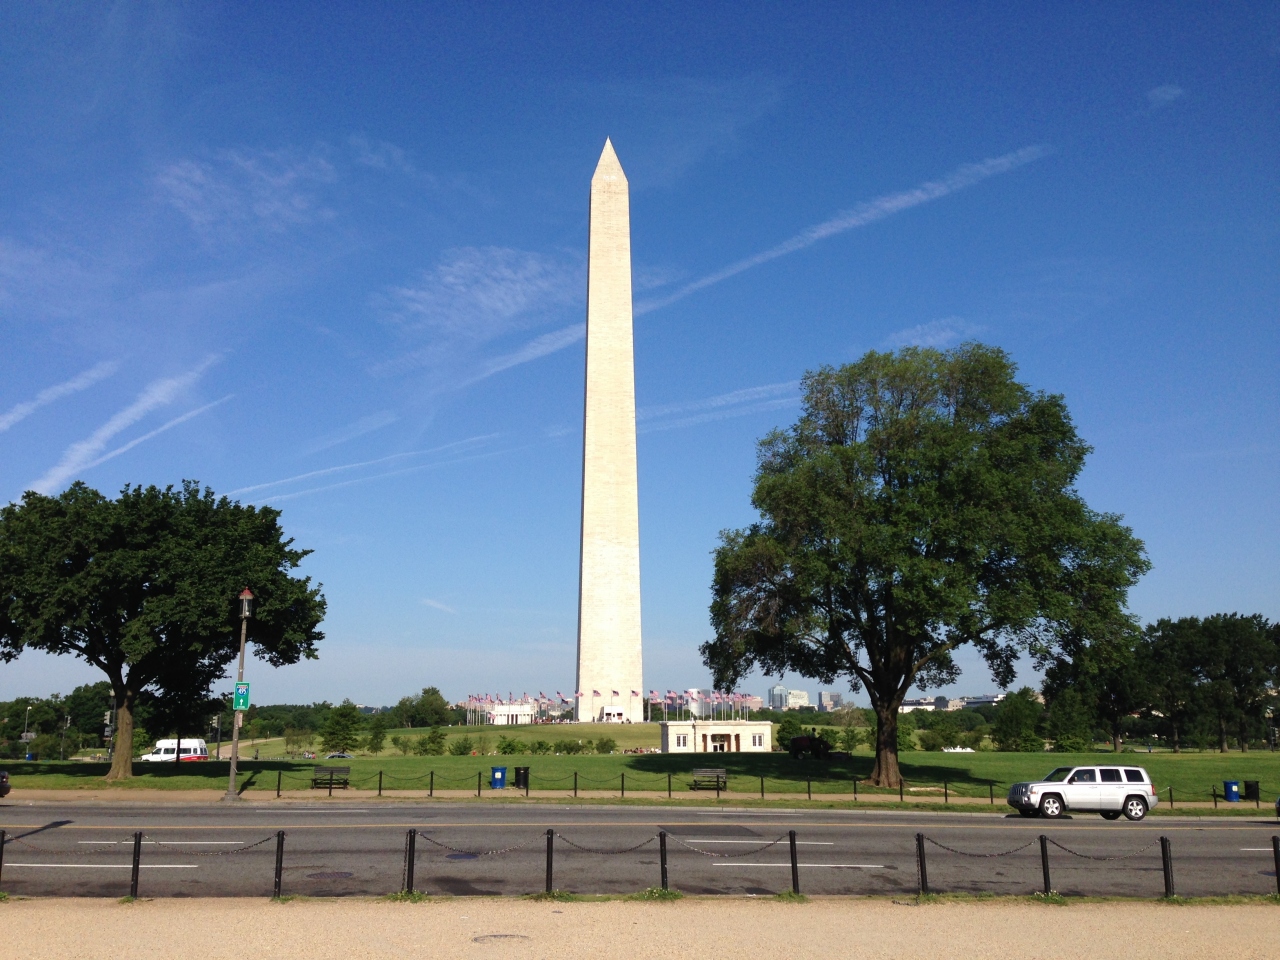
(448, 736, 474, 756)
(497, 736, 528, 755)
(594, 737, 617, 755)
(529, 740, 553, 755)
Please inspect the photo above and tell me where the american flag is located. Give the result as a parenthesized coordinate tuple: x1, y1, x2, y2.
(592, 690, 601, 697)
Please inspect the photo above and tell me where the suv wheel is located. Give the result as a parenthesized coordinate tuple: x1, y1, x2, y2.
(1039, 794, 1065, 818)
(1100, 811, 1122, 820)
(1122, 796, 1147, 821)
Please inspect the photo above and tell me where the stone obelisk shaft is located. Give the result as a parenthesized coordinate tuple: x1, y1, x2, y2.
(576, 139, 643, 723)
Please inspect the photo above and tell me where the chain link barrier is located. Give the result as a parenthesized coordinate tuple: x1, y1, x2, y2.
(554, 833, 656, 855)
(415, 831, 546, 858)
(666, 835, 789, 859)
(1047, 837, 1161, 862)
(924, 836, 1038, 858)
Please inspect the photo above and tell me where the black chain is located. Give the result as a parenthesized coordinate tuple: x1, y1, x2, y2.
(666, 835, 788, 859)
(141, 834, 278, 857)
(1047, 837, 1160, 861)
(554, 834, 656, 855)
(924, 836, 1038, 858)
(415, 832, 544, 857)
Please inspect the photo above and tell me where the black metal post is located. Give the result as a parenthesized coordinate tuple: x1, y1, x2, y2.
(574, 771, 578, 798)
(806, 779, 811, 801)
(788, 830, 800, 895)
(378, 771, 383, 797)
(477, 770, 482, 797)
(1160, 836, 1175, 898)
(621, 773, 625, 798)
(130, 831, 142, 898)
(277, 769, 282, 798)
(900, 782, 904, 803)
(273, 831, 285, 898)
(1039, 834, 1051, 895)
(0, 828, 6, 891)
(1169, 786, 1173, 809)
(659, 831, 669, 891)
(404, 830, 416, 894)
(525, 771, 530, 798)
(545, 829, 554, 893)
(667, 772, 672, 798)
(989, 781, 994, 804)
(854, 778, 858, 801)
(716, 775, 721, 800)
(328, 771, 334, 797)
(1272, 836, 1280, 897)
(429, 770, 434, 797)
(1212, 785, 1217, 808)
(944, 781, 948, 804)
(761, 775, 765, 800)
(915, 833, 928, 895)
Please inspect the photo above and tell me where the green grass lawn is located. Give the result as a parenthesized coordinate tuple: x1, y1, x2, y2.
(7, 729, 1280, 803)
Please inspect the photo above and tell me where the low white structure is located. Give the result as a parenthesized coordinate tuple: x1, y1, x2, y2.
(486, 701, 537, 725)
(660, 720, 772, 754)
(786, 690, 810, 710)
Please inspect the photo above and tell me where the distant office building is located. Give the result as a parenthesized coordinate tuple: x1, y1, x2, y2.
(786, 690, 810, 710)
(739, 695, 764, 711)
(818, 692, 844, 712)
(899, 696, 951, 713)
(768, 684, 789, 710)
(686, 689, 713, 718)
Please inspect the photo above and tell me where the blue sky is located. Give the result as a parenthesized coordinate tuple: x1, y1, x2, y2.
(1, 3, 1277, 708)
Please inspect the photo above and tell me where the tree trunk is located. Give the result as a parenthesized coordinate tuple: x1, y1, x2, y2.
(1219, 718, 1229, 753)
(1239, 721, 1249, 753)
(867, 701, 904, 788)
(1112, 722, 1122, 752)
(105, 688, 135, 781)
(1171, 722, 1180, 754)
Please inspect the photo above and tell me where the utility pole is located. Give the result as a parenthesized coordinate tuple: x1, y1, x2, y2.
(222, 589, 254, 802)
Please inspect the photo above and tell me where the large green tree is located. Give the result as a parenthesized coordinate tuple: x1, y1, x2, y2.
(0, 481, 326, 779)
(1197, 614, 1277, 752)
(703, 345, 1148, 786)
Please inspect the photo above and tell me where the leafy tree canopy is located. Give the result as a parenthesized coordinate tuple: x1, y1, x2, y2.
(702, 345, 1148, 786)
(0, 481, 325, 779)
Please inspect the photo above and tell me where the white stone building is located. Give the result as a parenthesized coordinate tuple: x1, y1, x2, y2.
(659, 720, 773, 754)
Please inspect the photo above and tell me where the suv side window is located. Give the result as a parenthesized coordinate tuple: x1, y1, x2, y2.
(1124, 768, 1146, 783)
(1100, 768, 1123, 783)
(1071, 768, 1096, 783)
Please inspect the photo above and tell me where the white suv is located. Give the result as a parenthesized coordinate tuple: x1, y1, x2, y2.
(1007, 765, 1158, 821)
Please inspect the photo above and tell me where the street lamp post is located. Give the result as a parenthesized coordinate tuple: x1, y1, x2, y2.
(24, 705, 32, 737)
(222, 588, 254, 802)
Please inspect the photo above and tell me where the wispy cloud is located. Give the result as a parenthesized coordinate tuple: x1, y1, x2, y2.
(638, 380, 799, 433)
(460, 324, 586, 386)
(349, 135, 417, 175)
(247, 445, 516, 504)
(421, 598, 457, 614)
(302, 411, 399, 455)
(0, 361, 117, 434)
(29, 356, 221, 494)
(157, 148, 338, 235)
(80, 395, 234, 471)
(883, 317, 985, 349)
(1147, 85, 1185, 109)
(225, 435, 498, 498)
(374, 247, 582, 378)
(635, 146, 1051, 316)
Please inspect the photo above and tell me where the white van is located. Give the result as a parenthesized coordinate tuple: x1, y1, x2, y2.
(139, 738, 209, 762)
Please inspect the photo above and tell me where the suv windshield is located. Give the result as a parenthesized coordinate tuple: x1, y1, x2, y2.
(1043, 767, 1072, 782)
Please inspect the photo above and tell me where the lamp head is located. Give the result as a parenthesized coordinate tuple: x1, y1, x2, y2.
(238, 588, 255, 619)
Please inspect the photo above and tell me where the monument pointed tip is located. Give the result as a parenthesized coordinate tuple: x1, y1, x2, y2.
(593, 138, 626, 181)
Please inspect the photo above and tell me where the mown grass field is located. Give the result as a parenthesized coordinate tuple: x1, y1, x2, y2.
(10, 723, 1280, 803)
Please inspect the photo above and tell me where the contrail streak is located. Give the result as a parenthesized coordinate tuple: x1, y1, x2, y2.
(635, 145, 1050, 315)
(0, 361, 118, 433)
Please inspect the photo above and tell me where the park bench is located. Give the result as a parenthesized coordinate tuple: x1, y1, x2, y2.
(691, 768, 727, 791)
(311, 766, 351, 789)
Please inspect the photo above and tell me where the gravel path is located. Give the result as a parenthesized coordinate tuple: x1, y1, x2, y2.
(3, 897, 1278, 959)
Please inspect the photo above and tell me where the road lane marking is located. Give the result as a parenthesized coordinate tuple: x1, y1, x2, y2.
(1240, 848, 1275, 851)
(7, 863, 198, 869)
(711, 862, 886, 868)
(696, 812, 799, 816)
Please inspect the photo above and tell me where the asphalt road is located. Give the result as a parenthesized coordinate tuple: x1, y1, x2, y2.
(2, 801, 1278, 899)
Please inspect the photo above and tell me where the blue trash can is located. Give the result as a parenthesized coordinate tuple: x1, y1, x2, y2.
(491, 766, 507, 789)
(1223, 780, 1240, 802)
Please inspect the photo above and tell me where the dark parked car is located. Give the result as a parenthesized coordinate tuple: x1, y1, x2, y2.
(0, 769, 10, 799)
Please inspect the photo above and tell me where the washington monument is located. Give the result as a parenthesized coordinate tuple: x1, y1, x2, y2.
(575, 139, 644, 723)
